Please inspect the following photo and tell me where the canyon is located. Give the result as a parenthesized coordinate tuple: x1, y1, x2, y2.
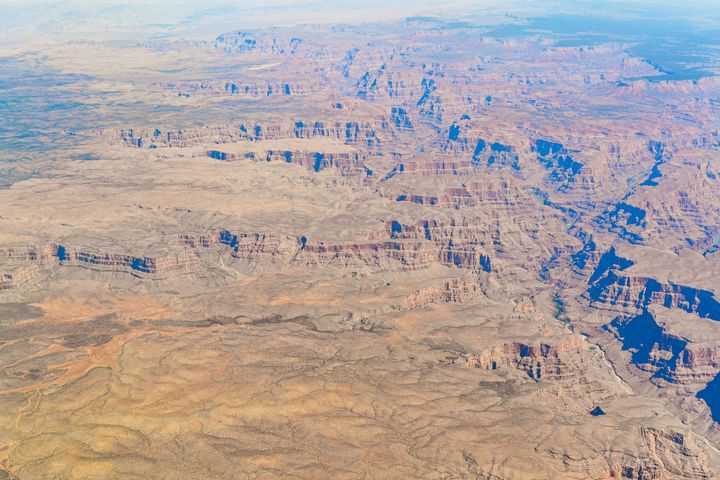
(1, 2, 720, 479)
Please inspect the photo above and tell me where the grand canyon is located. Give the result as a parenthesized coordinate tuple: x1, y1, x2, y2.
(1, 1, 720, 478)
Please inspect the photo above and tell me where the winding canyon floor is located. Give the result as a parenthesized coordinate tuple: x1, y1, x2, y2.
(2, 4, 720, 479)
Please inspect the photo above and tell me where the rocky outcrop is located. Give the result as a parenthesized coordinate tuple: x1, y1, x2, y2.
(676, 347, 720, 384)
(0, 245, 56, 262)
(586, 247, 635, 284)
(177, 230, 285, 263)
(534, 139, 584, 188)
(353, 67, 433, 102)
(164, 79, 327, 98)
(607, 309, 720, 390)
(640, 140, 670, 186)
(587, 249, 720, 320)
(377, 219, 494, 271)
(55, 244, 199, 276)
(1, 245, 59, 289)
(570, 233, 601, 272)
(395, 180, 533, 210)
(112, 119, 389, 151)
(214, 32, 305, 55)
(465, 335, 585, 381)
(0, 237, 218, 286)
(606, 311, 689, 383)
(472, 139, 519, 170)
(178, 224, 494, 273)
(389, 158, 484, 176)
(207, 149, 370, 175)
(389, 106, 413, 130)
(590, 273, 720, 320)
(355, 63, 388, 99)
(0, 264, 41, 290)
(616, 427, 718, 480)
(296, 232, 491, 273)
(602, 201, 648, 244)
(1, 242, 201, 285)
(298, 240, 437, 270)
(0, 223, 496, 285)
(401, 277, 481, 309)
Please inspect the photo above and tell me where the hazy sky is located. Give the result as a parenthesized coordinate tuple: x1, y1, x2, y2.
(1, 0, 719, 45)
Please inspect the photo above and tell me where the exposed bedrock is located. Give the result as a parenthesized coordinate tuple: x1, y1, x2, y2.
(0, 245, 56, 262)
(401, 276, 482, 309)
(606, 311, 690, 383)
(0, 233, 271, 287)
(621, 427, 718, 480)
(299, 235, 492, 273)
(164, 79, 327, 97)
(54, 244, 200, 275)
(113, 119, 389, 151)
(0, 229, 496, 292)
(178, 230, 284, 262)
(181, 227, 480, 272)
(207, 149, 370, 175)
(394, 180, 535, 210)
(570, 232, 600, 272)
(534, 138, 584, 185)
(441, 135, 519, 170)
(601, 201, 648, 244)
(183, 226, 491, 272)
(587, 248, 720, 320)
(214, 32, 304, 55)
(0, 264, 42, 290)
(465, 335, 585, 382)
